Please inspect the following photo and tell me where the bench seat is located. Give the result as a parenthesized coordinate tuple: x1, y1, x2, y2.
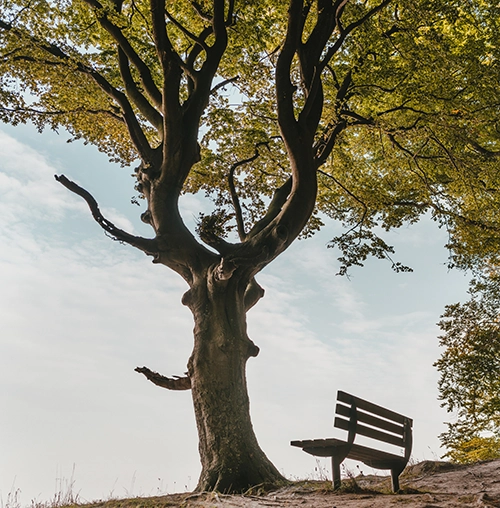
(291, 438, 407, 468)
(291, 391, 413, 491)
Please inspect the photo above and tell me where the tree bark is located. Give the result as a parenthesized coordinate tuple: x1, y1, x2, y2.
(182, 269, 286, 492)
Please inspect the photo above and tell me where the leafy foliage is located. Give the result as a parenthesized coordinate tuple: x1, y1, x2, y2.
(435, 272, 500, 463)
(2, 0, 500, 273)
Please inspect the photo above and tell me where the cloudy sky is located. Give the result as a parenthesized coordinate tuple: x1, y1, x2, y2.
(0, 121, 471, 505)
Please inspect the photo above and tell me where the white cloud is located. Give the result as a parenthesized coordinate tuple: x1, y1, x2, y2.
(0, 126, 471, 504)
(101, 206, 137, 234)
(0, 131, 137, 240)
(0, 130, 199, 503)
(0, 132, 81, 222)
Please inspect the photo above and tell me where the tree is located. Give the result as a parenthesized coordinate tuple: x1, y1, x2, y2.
(435, 272, 500, 463)
(2, 0, 500, 492)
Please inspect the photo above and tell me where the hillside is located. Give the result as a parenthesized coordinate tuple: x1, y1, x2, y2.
(68, 459, 500, 508)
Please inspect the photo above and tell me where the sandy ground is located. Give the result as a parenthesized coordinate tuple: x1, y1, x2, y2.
(90, 459, 500, 508)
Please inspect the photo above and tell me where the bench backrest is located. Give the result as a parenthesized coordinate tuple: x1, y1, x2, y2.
(334, 391, 413, 456)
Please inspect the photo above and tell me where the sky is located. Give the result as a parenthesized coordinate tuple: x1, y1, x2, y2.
(0, 121, 472, 506)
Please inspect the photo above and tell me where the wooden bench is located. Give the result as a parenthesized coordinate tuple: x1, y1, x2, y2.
(291, 391, 413, 492)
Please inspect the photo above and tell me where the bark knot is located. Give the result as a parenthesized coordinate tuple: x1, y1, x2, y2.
(214, 257, 237, 281)
(141, 209, 152, 224)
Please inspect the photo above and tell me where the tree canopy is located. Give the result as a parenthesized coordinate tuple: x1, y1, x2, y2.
(2, 0, 500, 491)
(2, 0, 500, 272)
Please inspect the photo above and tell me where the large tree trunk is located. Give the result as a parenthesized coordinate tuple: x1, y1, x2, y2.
(183, 271, 286, 492)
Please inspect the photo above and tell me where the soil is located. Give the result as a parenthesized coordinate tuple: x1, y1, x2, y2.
(86, 459, 500, 508)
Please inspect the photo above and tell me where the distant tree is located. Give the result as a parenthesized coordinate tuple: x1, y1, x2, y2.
(2, 0, 500, 491)
(435, 272, 500, 463)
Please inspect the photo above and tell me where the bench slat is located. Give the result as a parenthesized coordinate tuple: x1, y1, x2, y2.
(291, 439, 406, 465)
(291, 438, 345, 448)
(338, 391, 412, 426)
(348, 443, 406, 467)
(290, 438, 348, 458)
(335, 403, 405, 436)
(335, 416, 405, 447)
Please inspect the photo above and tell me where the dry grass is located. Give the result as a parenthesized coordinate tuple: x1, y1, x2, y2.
(4, 459, 500, 508)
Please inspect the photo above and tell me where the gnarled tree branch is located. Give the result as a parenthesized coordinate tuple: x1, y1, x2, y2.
(54, 174, 159, 257)
(165, 8, 210, 53)
(319, 0, 392, 73)
(210, 75, 239, 95)
(0, 18, 154, 162)
(313, 119, 347, 165)
(248, 178, 292, 238)
(469, 140, 500, 158)
(228, 141, 270, 241)
(135, 366, 191, 390)
(150, 0, 182, 119)
(183, 0, 230, 127)
(82, 0, 163, 108)
(189, 0, 212, 22)
(117, 48, 164, 133)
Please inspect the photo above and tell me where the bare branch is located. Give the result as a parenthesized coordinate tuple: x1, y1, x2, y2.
(248, 178, 292, 238)
(317, 168, 368, 212)
(228, 142, 270, 241)
(339, 109, 372, 125)
(185, 25, 212, 95)
(183, 1, 230, 141)
(210, 75, 239, 95)
(335, 0, 350, 22)
(470, 140, 500, 158)
(150, 0, 175, 64)
(212, 0, 229, 47)
(276, 0, 304, 137)
(86, 69, 154, 163)
(197, 229, 234, 255)
(165, 8, 210, 53)
(376, 101, 431, 117)
(189, 0, 212, 22)
(117, 48, 164, 132)
(0, 19, 154, 162)
(387, 132, 440, 161)
(82, 0, 163, 109)
(319, 0, 392, 72)
(313, 120, 347, 165)
(226, 0, 235, 24)
(54, 175, 159, 257)
(0, 104, 123, 122)
(135, 366, 191, 390)
(186, 25, 212, 69)
(150, 0, 183, 138)
(336, 69, 352, 102)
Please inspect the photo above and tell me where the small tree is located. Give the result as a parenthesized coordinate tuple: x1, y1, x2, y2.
(2, 0, 500, 491)
(436, 273, 500, 463)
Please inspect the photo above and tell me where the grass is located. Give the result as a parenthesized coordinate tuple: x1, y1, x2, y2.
(3, 461, 436, 508)
(1, 469, 80, 508)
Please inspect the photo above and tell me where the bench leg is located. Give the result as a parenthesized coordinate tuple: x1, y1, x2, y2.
(331, 456, 342, 490)
(391, 469, 400, 492)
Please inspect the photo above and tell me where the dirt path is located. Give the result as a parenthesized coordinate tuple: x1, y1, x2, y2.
(89, 459, 500, 508)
